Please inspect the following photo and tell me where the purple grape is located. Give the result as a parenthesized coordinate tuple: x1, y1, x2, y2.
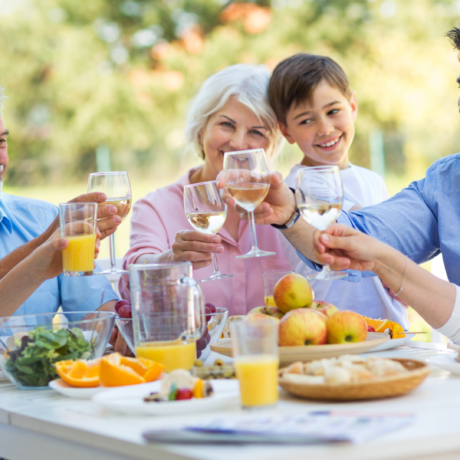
(205, 303, 216, 313)
(114, 299, 130, 314)
(196, 337, 207, 351)
(204, 330, 211, 344)
(118, 305, 132, 319)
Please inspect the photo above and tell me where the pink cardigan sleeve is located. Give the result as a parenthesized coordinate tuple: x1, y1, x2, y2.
(122, 191, 171, 269)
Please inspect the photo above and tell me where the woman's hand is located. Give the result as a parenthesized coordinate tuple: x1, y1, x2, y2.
(216, 171, 296, 226)
(169, 230, 223, 270)
(313, 224, 386, 272)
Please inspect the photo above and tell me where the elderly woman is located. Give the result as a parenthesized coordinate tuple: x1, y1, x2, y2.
(121, 64, 291, 315)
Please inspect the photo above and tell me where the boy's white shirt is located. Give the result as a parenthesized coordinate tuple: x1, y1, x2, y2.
(283, 163, 409, 328)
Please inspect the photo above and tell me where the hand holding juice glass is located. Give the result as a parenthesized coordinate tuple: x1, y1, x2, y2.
(231, 319, 279, 409)
(59, 203, 97, 276)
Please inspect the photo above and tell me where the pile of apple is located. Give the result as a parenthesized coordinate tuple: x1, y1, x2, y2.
(248, 273, 368, 346)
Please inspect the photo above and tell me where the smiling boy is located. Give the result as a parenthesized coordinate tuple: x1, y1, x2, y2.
(268, 54, 408, 326)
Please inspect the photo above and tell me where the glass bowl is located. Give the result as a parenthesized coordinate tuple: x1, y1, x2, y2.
(0, 311, 116, 390)
(116, 306, 228, 362)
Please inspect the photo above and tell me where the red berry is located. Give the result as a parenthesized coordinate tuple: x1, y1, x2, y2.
(176, 388, 193, 400)
(118, 305, 132, 319)
(115, 299, 130, 314)
(367, 325, 376, 332)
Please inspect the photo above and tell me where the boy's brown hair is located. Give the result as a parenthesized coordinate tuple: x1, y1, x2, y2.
(269, 54, 351, 126)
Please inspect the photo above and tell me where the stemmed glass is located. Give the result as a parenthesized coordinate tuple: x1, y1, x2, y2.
(87, 171, 132, 275)
(184, 181, 235, 282)
(223, 149, 275, 258)
(295, 165, 347, 280)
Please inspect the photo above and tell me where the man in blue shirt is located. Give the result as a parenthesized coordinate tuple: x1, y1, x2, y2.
(0, 86, 120, 315)
(218, 25, 460, 287)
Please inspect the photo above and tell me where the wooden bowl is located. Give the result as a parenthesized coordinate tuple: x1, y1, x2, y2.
(279, 358, 430, 401)
(210, 332, 390, 367)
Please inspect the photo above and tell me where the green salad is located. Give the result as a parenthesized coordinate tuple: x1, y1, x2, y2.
(3, 327, 94, 387)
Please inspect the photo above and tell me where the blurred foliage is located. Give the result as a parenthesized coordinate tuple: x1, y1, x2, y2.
(1, 0, 460, 185)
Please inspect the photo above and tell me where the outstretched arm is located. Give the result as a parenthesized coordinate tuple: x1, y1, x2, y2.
(0, 192, 121, 280)
(317, 224, 455, 329)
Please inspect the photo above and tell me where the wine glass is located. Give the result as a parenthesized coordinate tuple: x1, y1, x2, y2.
(295, 165, 347, 280)
(87, 171, 132, 275)
(223, 149, 275, 258)
(184, 181, 235, 282)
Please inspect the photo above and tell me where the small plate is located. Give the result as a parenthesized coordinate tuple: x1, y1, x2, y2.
(364, 335, 413, 353)
(428, 354, 460, 374)
(92, 379, 240, 416)
(49, 379, 108, 399)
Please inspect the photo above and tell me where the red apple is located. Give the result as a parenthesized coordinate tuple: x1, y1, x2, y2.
(278, 309, 327, 346)
(326, 310, 368, 344)
(311, 300, 339, 318)
(273, 273, 313, 313)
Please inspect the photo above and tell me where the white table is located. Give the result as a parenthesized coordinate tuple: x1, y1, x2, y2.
(1, 345, 459, 460)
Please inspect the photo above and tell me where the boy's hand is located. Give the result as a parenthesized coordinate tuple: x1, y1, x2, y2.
(216, 171, 296, 226)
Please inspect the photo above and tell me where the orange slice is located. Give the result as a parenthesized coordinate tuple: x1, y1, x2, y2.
(143, 361, 165, 382)
(361, 316, 406, 339)
(55, 358, 101, 388)
(120, 356, 164, 382)
(99, 353, 145, 387)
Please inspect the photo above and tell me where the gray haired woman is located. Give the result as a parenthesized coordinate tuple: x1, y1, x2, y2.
(121, 64, 291, 316)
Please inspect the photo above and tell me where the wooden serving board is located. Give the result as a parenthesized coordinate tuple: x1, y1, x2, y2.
(210, 332, 390, 367)
(279, 358, 429, 401)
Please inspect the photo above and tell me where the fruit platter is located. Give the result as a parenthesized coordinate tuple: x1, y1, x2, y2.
(212, 272, 405, 366)
(278, 355, 430, 401)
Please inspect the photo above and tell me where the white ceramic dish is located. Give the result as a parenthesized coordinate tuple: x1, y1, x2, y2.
(92, 379, 240, 416)
(49, 379, 108, 399)
(428, 354, 460, 375)
(365, 335, 413, 353)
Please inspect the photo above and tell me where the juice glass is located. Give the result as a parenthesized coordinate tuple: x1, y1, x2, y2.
(231, 319, 279, 410)
(59, 203, 97, 276)
(129, 262, 205, 372)
(262, 270, 293, 308)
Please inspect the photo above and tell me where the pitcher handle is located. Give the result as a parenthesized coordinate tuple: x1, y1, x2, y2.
(177, 276, 205, 340)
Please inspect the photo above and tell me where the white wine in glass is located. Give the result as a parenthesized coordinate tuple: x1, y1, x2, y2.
(296, 165, 347, 280)
(87, 171, 132, 275)
(184, 181, 235, 282)
(223, 149, 275, 259)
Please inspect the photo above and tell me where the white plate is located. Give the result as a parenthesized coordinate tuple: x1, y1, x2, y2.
(49, 379, 108, 399)
(428, 354, 460, 374)
(364, 335, 413, 353)
(92, 379, 240, 416)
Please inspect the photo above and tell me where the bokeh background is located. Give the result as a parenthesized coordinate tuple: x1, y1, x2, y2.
(2, 0, 460, 338)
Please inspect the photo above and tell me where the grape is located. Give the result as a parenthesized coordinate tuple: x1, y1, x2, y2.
(204, 329, 211, 344)
(114, 299, 130, 314)
(176, 388, 193, 400)
(205, 303, 216, 313)
(118, 305, 132, 319)
(196, 348, 202, 359)
(367, 325, 376, 332)
(196, 337, 207, 351)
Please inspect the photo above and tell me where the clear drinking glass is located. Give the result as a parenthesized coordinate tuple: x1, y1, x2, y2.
(262, 270, 293, 307)
(223, 149, 275, 258)
(87, 171, 132, 275)
(296, 165, 347, 280)
(59, 203, 97, 276)
(184, 181, 235, 282)
(231, 319, 279, 410)
(129, 262, 205, 372)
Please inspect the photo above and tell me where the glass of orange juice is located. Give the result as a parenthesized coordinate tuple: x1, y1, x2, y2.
(129, 262, 205, 372)
(59, 203, 97, 276)
(231, 319, 279, 410)
(262, 270, 293, 308)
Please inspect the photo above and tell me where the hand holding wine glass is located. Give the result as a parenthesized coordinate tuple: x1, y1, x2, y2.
(184, 181, 235, 282)
(296, 165, 347, 280)
(222, 149, 276, 258)
(87, 171, 132, 275)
